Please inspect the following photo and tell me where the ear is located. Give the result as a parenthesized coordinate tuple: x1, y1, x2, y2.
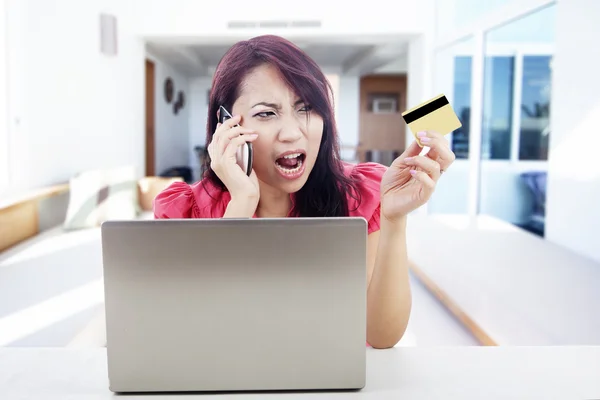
(216, 107, 221, 122)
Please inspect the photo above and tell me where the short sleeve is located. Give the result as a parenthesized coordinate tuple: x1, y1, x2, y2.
(153, 181, 201, 219)
(348, 162, 388, 234)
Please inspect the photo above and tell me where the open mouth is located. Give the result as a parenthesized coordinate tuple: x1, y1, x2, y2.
(275, 151, 306, 175)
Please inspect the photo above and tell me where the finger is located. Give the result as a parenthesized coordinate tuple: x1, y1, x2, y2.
(217, 126, 257, 154)
(391, 140, 422, 168)
(224, 134, 259, 159)
(410, 169, 436, 193)
(213, 116, 241, 143)
(219, 114, 242, 130)
(403, 155, 441, 181)
(404, 140, 424, 157)
(418, 131, 455, 169)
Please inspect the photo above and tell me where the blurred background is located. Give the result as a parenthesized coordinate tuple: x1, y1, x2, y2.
(1, 0, 599, 348)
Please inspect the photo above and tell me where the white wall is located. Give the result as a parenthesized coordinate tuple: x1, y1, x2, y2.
(1, 0, 433, 196)
(146, 52, 190, 175)
(0, 0, 9, 194)
(374, 55, 408, 74)
(188, 77, 211, 180)
(132, 0, 433, 38)
(4, 0, 145, 195)
(337, 76, 360, 160)
(546, 0, 600, 263)
(407, 34, 435, 152)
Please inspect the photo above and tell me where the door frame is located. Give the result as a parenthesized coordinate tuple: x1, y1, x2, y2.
(145, 59, 156, 177)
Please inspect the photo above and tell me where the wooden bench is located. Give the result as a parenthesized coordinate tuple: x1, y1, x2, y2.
(406, 213, 600, 346)
(0, 184, 70, 253)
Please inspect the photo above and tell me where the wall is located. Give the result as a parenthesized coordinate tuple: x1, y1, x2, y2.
(1, 0, 433, 196)
(188, 77, 211, 180)
(0, 0, 8, 194)
(337, 76, 360, 160)
(407, 35, 434, 151)
(4, 0, 145, 196)
(132, 0, 433, 38)
(146, 52, 190, 175)
(545, 0, 600, 263)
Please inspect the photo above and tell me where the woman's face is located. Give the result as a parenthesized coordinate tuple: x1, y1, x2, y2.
(230, 64, 324, 194)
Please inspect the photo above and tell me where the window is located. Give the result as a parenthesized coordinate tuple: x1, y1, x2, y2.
(519, 55, 551, 160)
(481, 56, 515, 160)
(477, 4, 555, 232)
(452, 56, 472, 159)
(367, 93, 399, 113)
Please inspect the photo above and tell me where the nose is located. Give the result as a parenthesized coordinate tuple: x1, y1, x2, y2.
(276, 115, 304, 143)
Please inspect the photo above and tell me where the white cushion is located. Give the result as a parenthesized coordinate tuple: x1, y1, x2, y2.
(63, 166, 140, 230)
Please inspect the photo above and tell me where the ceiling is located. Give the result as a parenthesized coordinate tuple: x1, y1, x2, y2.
(146, 37, 409, 77)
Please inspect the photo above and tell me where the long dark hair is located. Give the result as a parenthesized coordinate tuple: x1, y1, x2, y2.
(203, 35, 360, 217)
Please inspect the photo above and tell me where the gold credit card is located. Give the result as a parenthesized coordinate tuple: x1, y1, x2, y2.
(402, 94, 462, 147)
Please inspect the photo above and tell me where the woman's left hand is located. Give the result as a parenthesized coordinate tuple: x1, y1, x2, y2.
(380, 130, 455, 222)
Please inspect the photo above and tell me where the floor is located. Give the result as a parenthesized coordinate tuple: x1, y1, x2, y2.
(0, 226, 479, 348)
(407, 213, 600, 346)
(398, 272, 479, 347)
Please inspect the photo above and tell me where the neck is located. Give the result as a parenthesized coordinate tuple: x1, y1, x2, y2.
(256, 180, 292, 218)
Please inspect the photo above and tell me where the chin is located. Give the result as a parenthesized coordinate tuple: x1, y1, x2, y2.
(279, 177, 309, 194)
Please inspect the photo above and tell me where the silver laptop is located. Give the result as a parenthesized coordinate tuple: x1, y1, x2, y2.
(101, 217, 368, 393)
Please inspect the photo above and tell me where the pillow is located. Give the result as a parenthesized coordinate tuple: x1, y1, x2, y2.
(63, 166, 140, 230)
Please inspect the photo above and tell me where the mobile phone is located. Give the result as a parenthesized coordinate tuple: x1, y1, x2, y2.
(218, 106, 253, 176)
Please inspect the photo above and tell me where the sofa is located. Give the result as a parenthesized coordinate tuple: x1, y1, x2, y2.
(0, 173, 181, 347)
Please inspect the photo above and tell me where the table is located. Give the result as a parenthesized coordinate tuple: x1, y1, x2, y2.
(1, 347, 599, 399)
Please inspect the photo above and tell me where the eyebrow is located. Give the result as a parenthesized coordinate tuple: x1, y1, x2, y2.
(251, 100, 305, 109)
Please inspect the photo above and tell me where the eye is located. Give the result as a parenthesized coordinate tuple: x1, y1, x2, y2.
(254, 111, 276, 119)
(299, 104, 313, 113)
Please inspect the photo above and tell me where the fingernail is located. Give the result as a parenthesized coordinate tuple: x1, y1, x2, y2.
(248, 133, 258, 138)
(410, 169, 417, 176)
(404, 157, 413, 161)
(417, 131, 428, 137)
(420, 137, 431, 143)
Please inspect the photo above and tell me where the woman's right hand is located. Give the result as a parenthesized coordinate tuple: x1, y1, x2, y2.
(207, 114, 260, 211)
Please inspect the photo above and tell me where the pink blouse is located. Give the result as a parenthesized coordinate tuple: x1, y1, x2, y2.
(153, 161, 387, 235)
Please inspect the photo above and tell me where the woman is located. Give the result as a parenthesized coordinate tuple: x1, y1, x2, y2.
(154, 35, 455, 349)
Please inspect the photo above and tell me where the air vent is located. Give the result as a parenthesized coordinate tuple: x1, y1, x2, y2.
(227, 20, 322, 29)
(290, 20, 321, 28)
(227, 21, 257, 29)
(259, 20, 288, 28)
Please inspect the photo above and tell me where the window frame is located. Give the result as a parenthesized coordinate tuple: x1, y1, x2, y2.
(433, 0, 556, 216)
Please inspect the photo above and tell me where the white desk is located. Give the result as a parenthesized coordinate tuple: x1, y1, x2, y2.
(1, 346, 599, 399)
